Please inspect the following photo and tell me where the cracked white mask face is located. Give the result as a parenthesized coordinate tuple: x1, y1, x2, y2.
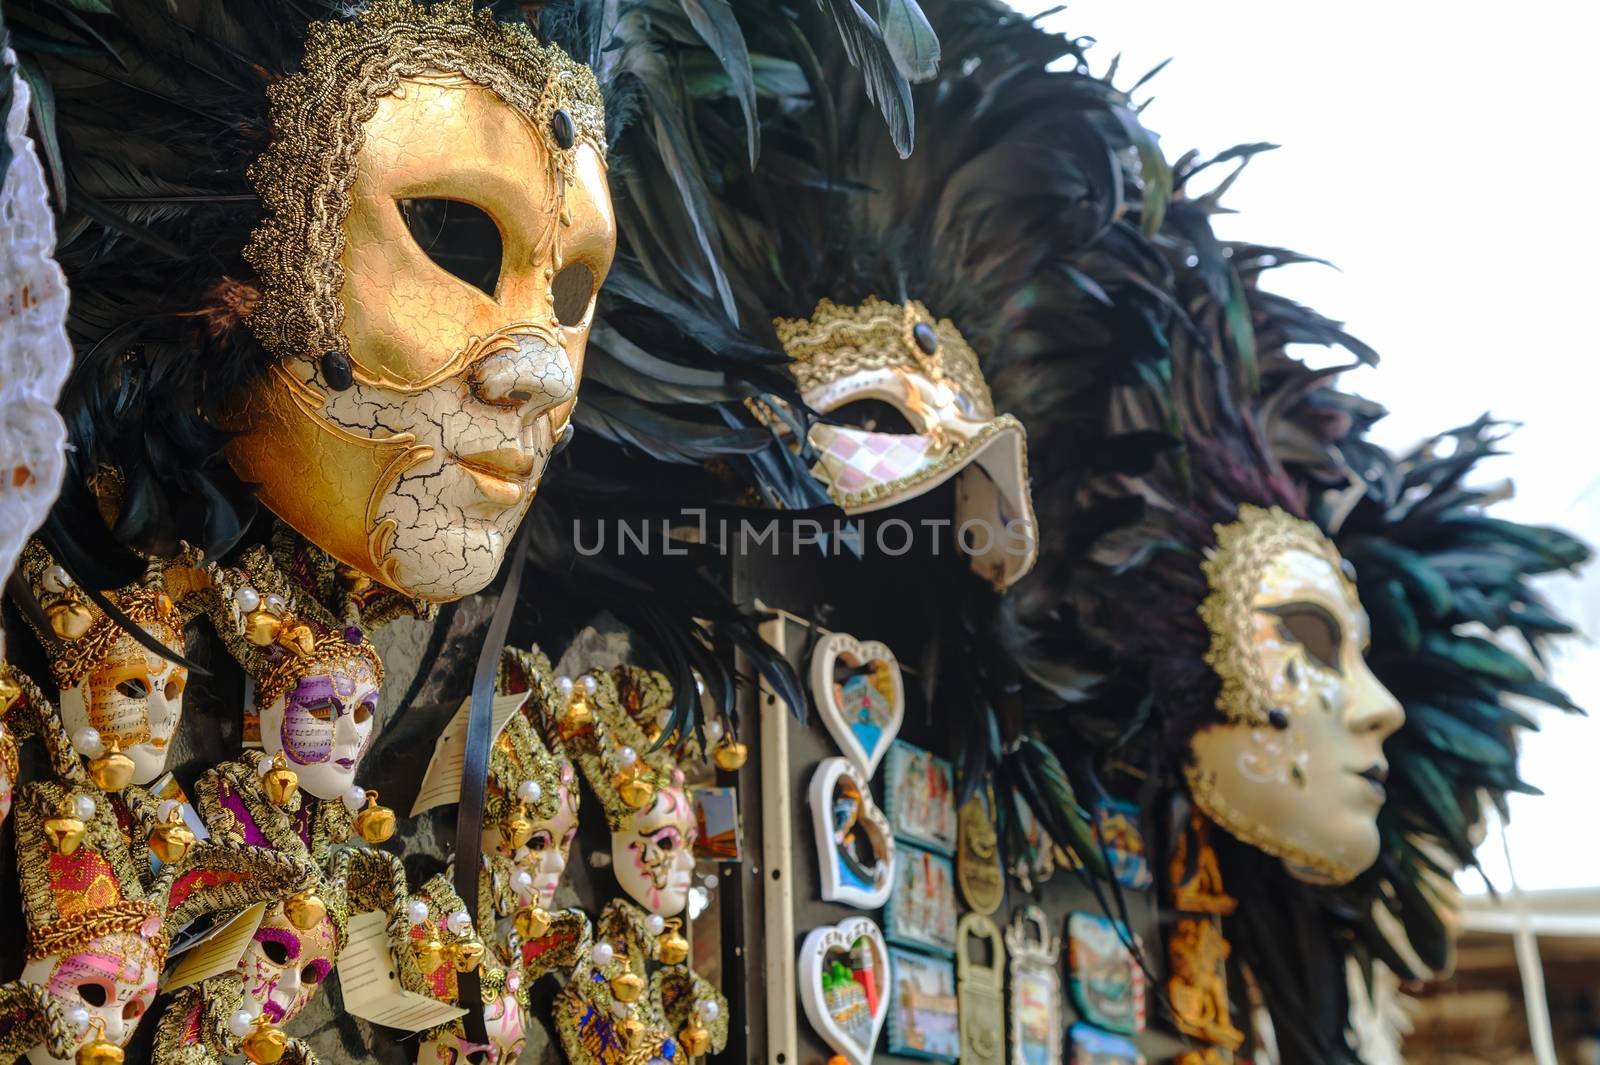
(232, 69, 615, 602)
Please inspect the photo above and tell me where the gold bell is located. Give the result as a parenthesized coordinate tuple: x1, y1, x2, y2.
(353, 791, 396, 844)
(679, 1023, 712, 1058)
(243, 607, 283, 647)
(148, 807, 197, 864)
(88, 741, 136, 792)
(616, 768, 656, 811)
(657, 918, 689, 965)
(712, 736, 748, 772)
(45, 800, 87, 855)
(415, 938, 449, 976)
(610, 971, 644, 1003)
(559, 691, 594, 738)
(501, 812, 535, 851)
(261, 753, 299, 807)
(48, 598, 95, 643)
(275, 622, 316, 659)
(74, 1019, 123, 1065)
(0, 673, 21, 714)
(618, 1013, 645, 1052)
(283, 892, 327, 931)
(452, 940, 485, 973)
(514, 905, 552, 939)
(241, 1016, 288, 1065)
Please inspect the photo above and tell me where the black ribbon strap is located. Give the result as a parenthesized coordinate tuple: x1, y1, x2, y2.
(451, 532, 529, 1041)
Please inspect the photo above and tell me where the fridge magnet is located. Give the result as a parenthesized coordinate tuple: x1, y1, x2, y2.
(956, 914, 1006, 1065)
(693, 785, 744, 861)
(884, 739, 957, 854)
(957, 788, 1005, 914)
(811, 756, 897, 907)
(1066, 912, 1146, 1035)
(1167, 917, 1244, 1050)
(1095, 798, 1152, 890)
(1006, 906, 1064, 1065)
(887, 947, 961, 1062)
(799, 917, 892, 1065)
(1169, 815, 1237, 916)
(1067, 1023, 1145, 1065)
(810, 631, 904, 777)
(885, 844, 959, 955)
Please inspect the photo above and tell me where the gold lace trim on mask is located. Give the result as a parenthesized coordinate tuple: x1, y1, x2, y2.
(1197, 505, 1353, 727)
(244, 0, 606, 365)
(773, 297, 995, 418)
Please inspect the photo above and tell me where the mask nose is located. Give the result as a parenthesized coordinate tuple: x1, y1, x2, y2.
(333, 709, 361, 746)
(100, 1010, 126, 1046)
(467, 334, 575, 418)
(1344, 661, 1405, 739)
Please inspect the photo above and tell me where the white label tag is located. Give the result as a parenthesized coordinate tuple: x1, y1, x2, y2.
(165, 902, 266, 989)
(410, 691, 529, 816)
(337, 911, 468, 1031)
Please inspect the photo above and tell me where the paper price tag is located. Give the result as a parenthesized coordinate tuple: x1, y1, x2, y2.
(337, 911, 467, 1032)
(410, 691, 529, 815)
(165, 902, 266, 990)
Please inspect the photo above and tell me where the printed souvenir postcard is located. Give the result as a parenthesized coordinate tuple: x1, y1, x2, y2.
(885, 739, 957, 854)
(887, 947, 961, 1062)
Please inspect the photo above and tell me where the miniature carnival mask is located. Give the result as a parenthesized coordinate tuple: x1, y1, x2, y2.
(230, 0, 615, 602)
(257, 631, 383, 801)
(1188, 506, 1405, 885)
(774, 297, 1037, 588)
(21, 547, 188, 787)
(239, 900, 339, 1027)
(14, 784, 166, 1065)
(572, 671, 699, 917)
(481, 708, 579, 911)
(417, 986, 526, 1065)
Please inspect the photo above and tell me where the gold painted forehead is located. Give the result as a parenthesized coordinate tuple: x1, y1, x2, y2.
(1197, 505, 1355, 726)
(243, 0, 605, 367)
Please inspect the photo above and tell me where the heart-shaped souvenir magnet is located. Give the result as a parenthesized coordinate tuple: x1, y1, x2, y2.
(799, 916, 892, 1065)
(810, 756, 897, 908)
(809, 632, 904, 777)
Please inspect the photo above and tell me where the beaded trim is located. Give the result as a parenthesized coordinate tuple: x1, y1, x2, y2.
(1197, 505, 1354, 727)
(568, 671, 688, 831)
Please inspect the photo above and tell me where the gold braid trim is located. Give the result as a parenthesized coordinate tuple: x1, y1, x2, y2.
(1198, 505, 1353, 727)
(653, 967, 730, 1055)
(569, 671, 688, 831)
(255, 632, 383, 716)
(194, 759, 353, 869)
(772, 297, 995, 416)
(161, 838, 325, 937)
(0, 981, 75, 1062)
(243, 0, 605, 368)
(0, 663, 86, 785)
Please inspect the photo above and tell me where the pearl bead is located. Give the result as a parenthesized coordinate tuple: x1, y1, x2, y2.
(229, 1010, 257, 1038)
(706, 720, 724, 743)
(263, 593, 286, 615)
(591, 942, 614, 967)
(72, 794, 96, 820)
(511, 870, 534, 896)
(66, 1007, 90, 1030)
(700, 1001, 720, 1021)
(71, 727, 104, 757)
(343, 786, 367, 813)
(256, 755, 275, 777)
(644, 914, 665, 936)
(517, 780, 542, 804)
(580, 675, 597, 695)
(617, 747, 637, 768)
(447, 910, 472, 935)
(555, 676, 574, 696)
(158, 800, 180, 822)
(406, 900, 430, 926)
(234, 585, 261, 613)
(612, 1001, 632, 1019)
(42, 566, 72, 594)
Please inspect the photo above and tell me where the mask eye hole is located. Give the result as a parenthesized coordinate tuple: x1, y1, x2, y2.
(76, 982, 110, 1008)
(551, 261, 595, 327)
(1263, 602, 1344, 673)
(260, 940, 291, 966)
(399, 197, 503, 297)
(828, 399, 918, 435)
(116, 677, 150, 699)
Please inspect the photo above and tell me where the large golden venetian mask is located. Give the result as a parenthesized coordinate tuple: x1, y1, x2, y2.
(228, 0, 616, 601)
(773, 298, 1037, 589)
(1186, 506, 1405, 884)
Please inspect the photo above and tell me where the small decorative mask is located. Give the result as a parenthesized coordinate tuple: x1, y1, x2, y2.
(229, 0, 615, 602)
(1188, 505, 1406, 884)
(238, 900, 339, 1026)
(773, 297, 1037, 588)
(256, 630, 384, 802)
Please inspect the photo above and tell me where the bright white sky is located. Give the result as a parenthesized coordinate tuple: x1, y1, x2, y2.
(1006, 0, 1600, 893)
